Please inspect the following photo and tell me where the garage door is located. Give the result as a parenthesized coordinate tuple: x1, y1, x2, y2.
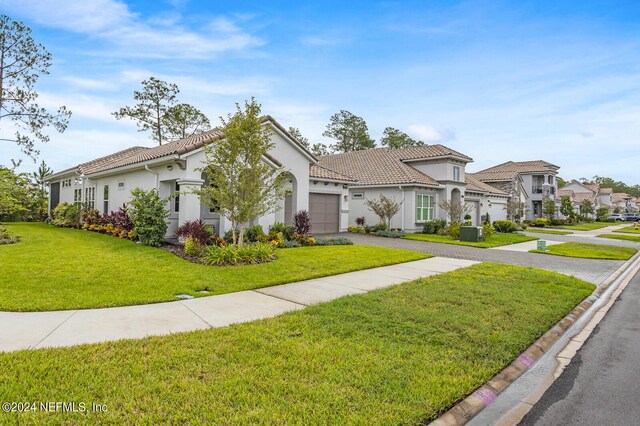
(309, 193, 339, 234)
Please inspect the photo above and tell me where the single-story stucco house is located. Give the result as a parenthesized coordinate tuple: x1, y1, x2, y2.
(46, 115, 511, 238)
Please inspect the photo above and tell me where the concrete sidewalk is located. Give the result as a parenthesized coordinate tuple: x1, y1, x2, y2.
(490, 239, 563, 252)
(0, 256, 478, 353)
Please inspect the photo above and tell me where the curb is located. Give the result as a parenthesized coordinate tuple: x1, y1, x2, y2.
(429, 250, 640, 426)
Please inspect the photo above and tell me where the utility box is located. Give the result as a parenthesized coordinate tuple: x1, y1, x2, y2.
(460, 226, 484, 242)
(537, 240, 547, 251)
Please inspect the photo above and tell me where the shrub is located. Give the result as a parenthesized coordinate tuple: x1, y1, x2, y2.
(51, 203, 81, 228)
(293, 210, 311, 235)
(81, 208, 102, 225)
(128, 188, 170, 247)
(244, 224, 265, 243)
(315, 237, 354, 246)
(183, 237, 203, 257)
(464, 214, 472, 221)
(347, 226, 365, 234)
(484, 212, 491, 225)
(447, 222, 461, 239)
(549, 219, 565, 226)
(532, 218, 549, 228)
(422, 219, 447, 235)
(0, 225, 20, 245)
(493, 220, 518, 233)
(269, 222, 295, 241)
(200, 242, 275, 266)
(102, 204, 134, 231)
(176, 219, 213, 246)
(372, 230, 405, 238)
(482, 223, 495, 239)
(355, 216, 366, 226)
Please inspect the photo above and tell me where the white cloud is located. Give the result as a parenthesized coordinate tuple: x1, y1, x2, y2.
(406, 124, 455, 143)
(0, 0, 263, 59)
(37, 92, 120, 122)
(60, 77, 118, 91)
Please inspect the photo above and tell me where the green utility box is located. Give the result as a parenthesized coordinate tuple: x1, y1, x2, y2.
(460, 226, 484, 242)
(537, 240, 547, 251)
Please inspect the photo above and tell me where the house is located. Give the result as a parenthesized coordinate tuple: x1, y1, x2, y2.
(471, 161, 559, 220)
(612, 193, 636, 212)
(555, 180, 614, 217)
(317, 146, 509, 231)
(46, 116, 352, 237)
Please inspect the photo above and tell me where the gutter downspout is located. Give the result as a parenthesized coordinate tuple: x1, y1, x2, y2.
(399, 186, 405, 231)
(144, 165, 159, 190)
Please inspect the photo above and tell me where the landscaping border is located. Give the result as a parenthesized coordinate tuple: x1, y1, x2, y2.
(429, 250, 640, 425)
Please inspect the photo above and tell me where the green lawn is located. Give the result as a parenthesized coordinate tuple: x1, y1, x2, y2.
(598, 234, 640, 243)
(0, 223, 428, 312)
(0, 263, 594, 425)
(403, 232, 537, 248)
(523, 228, 573, 235)
(561, 222, 618, 231)
(613, 226, 640, 235)
(531, 242, 637, 260)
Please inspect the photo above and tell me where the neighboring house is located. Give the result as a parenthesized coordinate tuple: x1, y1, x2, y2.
(612, 193, 636, 212)
(46, 116, 352, 237)
(584, 183, 613, 208)
(471, 160, 559, 220)
(317, 146, 509, 231)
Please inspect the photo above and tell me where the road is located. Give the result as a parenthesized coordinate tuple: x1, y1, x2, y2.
(519, 268, 640, 425)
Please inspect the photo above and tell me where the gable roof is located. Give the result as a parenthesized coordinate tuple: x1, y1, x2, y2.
(309, 164, 357, 182)
(48, 116, 316, 179)
(472, 160, 560, 182)
(318, 147, 449, 187)
(465, 173, 509, 196)
(612, 193, 633, 202)
(395, 145, 473, 162)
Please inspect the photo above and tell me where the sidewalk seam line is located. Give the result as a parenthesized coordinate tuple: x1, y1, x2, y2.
(179, 301, 214, 328)
(32, 310, 79, 349)
(252, 290, 309, 307)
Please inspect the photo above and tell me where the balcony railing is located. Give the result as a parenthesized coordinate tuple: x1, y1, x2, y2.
(532, 185, 555, 194)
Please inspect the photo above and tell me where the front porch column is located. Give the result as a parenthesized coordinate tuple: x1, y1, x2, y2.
(177, 178, 205, 228)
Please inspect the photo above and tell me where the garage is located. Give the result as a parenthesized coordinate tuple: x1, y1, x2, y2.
(309, 193, 340, 234)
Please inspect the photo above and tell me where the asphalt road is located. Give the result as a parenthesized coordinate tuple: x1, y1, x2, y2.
(519, 269, 640, 425)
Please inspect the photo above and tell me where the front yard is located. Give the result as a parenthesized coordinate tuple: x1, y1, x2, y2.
(560, 222, 619, 231)
(531, 242, 637, 260)
(403, 232, 537, 248)
(613, 226, 640, 235)
(0, 223, 428, 312)
(0, 263, 594, 425)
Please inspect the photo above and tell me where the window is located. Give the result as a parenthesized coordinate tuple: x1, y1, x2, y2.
(352, 192, 364, 199)
(174, 182, 180, 213)
(74, 189, 82, 208)
(62, 179, 71, 188)
(453, 166, 460, 182)
(85, 187, 95, 209)
(416, 194, 434, 222)
(103, 185, 109, 214)
(117, 181, 125, 190)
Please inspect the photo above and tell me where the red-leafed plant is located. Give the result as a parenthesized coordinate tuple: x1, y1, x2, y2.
(293, 210, 311, 235)
(176, 219, 213, 245)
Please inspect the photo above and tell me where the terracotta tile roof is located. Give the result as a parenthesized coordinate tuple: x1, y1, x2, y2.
(584, 183, 600, 193)
(465, 173, 509, 196)
(396, 144, 473, 162)
(572, 192, 596, 203)
(599, 187, 613, 194)
(318, 147, 448, 187)
(557, 189, 575, 198)
(612, 192, 633, 202)
(309, 164, 357, 182)
(473, 160, 560, 182)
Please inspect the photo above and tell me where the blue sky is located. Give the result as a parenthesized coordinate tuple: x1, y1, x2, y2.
(1, 0, 639, 183)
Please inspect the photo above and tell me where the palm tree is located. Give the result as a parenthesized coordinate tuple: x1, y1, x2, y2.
(32, 160, 52, 190)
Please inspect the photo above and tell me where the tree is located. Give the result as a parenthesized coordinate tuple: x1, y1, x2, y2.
(559, 195, 575, 220)
(380, 127, 424, 149)
(310, 143, 330, 157)
(0, 165, 47, 221)
(0, 15, 71, 159)
(31, 160, 52, 191)
(164, 103, 211, 141)
(504, 200, 527, 222)
(596, 206, 609, 221)
(438, 200, 474, 223)
(113, 77, 179, 145)
(556, 176, 566, 188)
(195, 98, 285, 247)
(365, 194, 401, 229)
(580, 199, 595, 217)
(287, 126, 309, 147)
(542, 198, 556, 219)
(322, 110, 375, 152)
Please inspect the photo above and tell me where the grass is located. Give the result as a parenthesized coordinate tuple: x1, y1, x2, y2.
(523, 228, 573, 235)
(0, 263, 594, 425)
(530, 242, 637, 260)
(597, 234, 640, 243)
(0, 223, 428, 312)
(560, 222, 618, 231)
(613, 226, 640, 235)
(403, 232, 537, 248)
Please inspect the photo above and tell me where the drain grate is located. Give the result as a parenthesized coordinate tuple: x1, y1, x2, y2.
(175, 294, 194, 300)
